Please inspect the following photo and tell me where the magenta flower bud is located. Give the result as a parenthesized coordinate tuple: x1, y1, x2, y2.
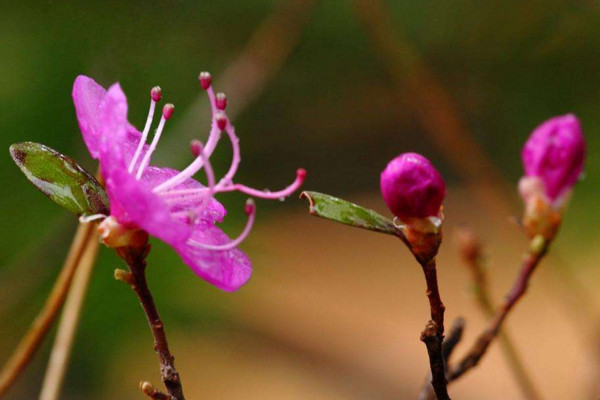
(521, 114, 585, 202)
(380, 153, 446, 221)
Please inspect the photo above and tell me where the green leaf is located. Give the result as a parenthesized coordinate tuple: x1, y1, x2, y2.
(300, 191, 404, 237)
(10, 142, 109, 216)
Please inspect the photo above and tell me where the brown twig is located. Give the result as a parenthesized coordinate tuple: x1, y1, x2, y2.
(448, 238, 549, 381)
(0, 222, 95, 398)
(419, 237, 550, 400)
(420, 259, 446, 337)
(456, 228, 543, 400)
(441, 318, 465, 363)
(418, 318, 464, 400)
(418, 258, 450, 399)
(116, 241, 185, 400)
(420, 321, 450, 400)
(38, 227, 100, 400)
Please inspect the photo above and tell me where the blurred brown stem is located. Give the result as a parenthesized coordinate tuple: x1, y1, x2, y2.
(449, 238, 549, 381)
(457, 229, 543, 400)
(351, 0, 515, 218)
(38, 226, 100, 400)
(117, 242, 184, 400)
(0, 222, 95, 398)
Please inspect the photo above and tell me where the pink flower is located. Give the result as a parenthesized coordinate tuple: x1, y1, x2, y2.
(380, 153, 446, 222)
(72, 74, 305, 291)
(521, 114, 586, 203)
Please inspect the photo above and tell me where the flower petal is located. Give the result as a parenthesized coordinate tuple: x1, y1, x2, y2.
(104, 167, 192, 246)
(72, 76, 107, 159)
(175, 225, 252, 292)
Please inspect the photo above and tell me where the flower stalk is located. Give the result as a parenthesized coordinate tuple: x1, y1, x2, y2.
(456, 228, 542, 400)
(115, 238, 185, 400)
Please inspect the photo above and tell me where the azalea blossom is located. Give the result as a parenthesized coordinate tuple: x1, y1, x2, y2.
(72, 73, 305, 291)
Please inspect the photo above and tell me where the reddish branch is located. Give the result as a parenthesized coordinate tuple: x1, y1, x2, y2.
(416, 257, 450, 399)
(447, 240, 549, 381)
(421, 259, 446, 336)
(420, 239, 550, 399)
(457, 228, 542, 400)
(116, 243, 184, 400)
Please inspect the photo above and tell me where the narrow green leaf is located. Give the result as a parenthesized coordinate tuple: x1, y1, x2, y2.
(300, 191, 403, 237)
(10, 142, 109, 216)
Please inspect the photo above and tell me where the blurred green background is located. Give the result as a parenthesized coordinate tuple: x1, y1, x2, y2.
(1, 1, 599, 399)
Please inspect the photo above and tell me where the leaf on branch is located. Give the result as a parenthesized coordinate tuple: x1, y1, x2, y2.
(10, 142, 109, 216)
(300, 191, 404, 237)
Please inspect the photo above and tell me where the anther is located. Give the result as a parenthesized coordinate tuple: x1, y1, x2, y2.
(296, 168, 307, 181)
(216, 112, 227, 130)
(245, 198, 256, 215)
(190, 139, 204, 157)
(216, 92, 227, 110)
(150, 86, 162, 102)
(199, 71, 212, 90)
(162, 103, 175, 120)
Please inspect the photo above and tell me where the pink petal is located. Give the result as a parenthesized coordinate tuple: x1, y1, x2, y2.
(104, 167, 192, 246)
(72, 76, 107, 159)
(175, 225, 252, 292)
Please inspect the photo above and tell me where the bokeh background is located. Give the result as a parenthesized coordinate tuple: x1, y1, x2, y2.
(1, 0, 599, 398)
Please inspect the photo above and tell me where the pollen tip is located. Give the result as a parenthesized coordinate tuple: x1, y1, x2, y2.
(150, 86, 162, 102)
(216, 112, 227, 130)
(296, 168, 307, 181)
(216, 92, 227, 110)
(162, 103, 175, 120)
(199, 71, 212, 90)
(244, 198, 256, 215)
(190, 139, 204, 157)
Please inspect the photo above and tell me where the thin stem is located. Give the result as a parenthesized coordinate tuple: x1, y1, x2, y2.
(419, 258, 450, 399)
(421, 259, 446, 336)
(418, 318, 464, 400)
(448, 240, 549, 382)
(459, 230, 543, 400)
(420, 321, 450, 400)
(419, 238, 550, 400)
(38, 230, 100, 400)
(0, 222, 95, 398)
(116, 244, 185, 400)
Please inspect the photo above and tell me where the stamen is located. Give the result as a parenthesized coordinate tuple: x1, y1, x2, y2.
(160, 168, 306, 201)
(136, 104, 174, 180)
(190, 199, 256, 251)
(128, 86, 162, 173)
(79, 213, 107, 223)
(228, 169, 306, 200)
(190, 139, 216, 192)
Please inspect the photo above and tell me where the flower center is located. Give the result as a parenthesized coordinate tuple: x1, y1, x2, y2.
(125, 72, 306, 251)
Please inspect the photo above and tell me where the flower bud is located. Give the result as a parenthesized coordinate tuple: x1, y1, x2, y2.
(519, 114, 585, 239)
(380, 153, 446, 222)
(521, 114, 585, 203)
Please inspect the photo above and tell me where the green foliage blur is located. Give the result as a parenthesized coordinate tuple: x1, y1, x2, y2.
(0, 0, 598, 398)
